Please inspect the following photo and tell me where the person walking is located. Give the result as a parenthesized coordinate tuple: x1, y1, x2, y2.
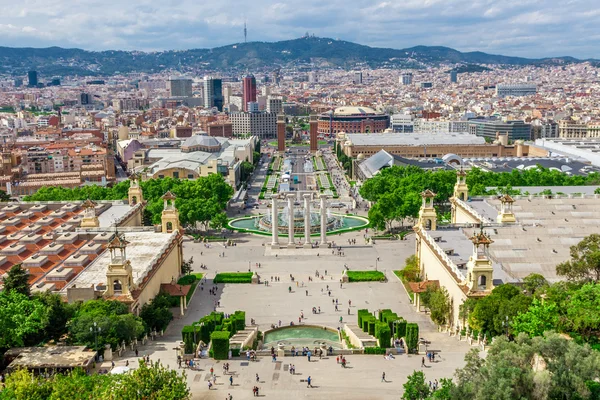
(256, 373, 260, 383)
(307, 376, 312, 388)
(229, 375, 233, 386)
(382, 372, 386, 382)
(421, 357, 426, 368)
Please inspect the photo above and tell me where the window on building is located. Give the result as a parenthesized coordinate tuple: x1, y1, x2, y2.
(188, 174, 194, 179)
(173, 172, 179, 179)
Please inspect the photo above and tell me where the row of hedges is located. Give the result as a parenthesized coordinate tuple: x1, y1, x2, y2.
(347, 271, 386, 282)
(214, 272, 253, 284)
(358, 309, 417, 350)
(182, 310, 246, 357)
(210, 331, 230, 360)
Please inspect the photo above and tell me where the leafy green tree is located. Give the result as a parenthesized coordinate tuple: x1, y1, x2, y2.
(0, 368, 53, 399)
(422, 286, 451, 326)
(556, 234, 600, 283)
(399, 255, 421, 282)
(28, 292, 77, 344)
(402, 370, 431, 400)
(105, 360, 190, 399)
(3, 263, 31, 296)
(428, 378, 456, 399)
(209, 212, 229, 231)
(522, 273, 548, 295)
(140, 293, 174, 332)
(0, 291, 49, 349)
(511, 298, 559, 337)
(451, 333, 600, 400)
(468, 284, 531, 336)
(566, 283, 600, 340)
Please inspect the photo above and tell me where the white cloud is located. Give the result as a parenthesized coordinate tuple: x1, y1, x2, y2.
(0, 0, 596, 58)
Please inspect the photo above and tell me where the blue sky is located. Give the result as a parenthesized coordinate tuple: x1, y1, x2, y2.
(0, 0, 598, 58)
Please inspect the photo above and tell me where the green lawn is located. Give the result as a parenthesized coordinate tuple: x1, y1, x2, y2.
(346, 270, 386, 282)
(214, 272, 253, 284)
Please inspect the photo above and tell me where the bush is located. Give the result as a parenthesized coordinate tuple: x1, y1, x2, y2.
(231, 348, 241, 357)
(405, 323, 419, 353)
(375, 322, 391, 348)
(379, 309, 393, 322)
(368, 319, 376, 336)
(232, 311, 246, 331)
(177, 273, 203, 286)
(364, 347, 387, 354)
(211, 331, 230, 360)
(346, 271, 386, 282)
(213, 272, 253, 284)
(362, 315, 375, 332)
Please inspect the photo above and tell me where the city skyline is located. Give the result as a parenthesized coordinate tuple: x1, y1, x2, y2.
(0, 0, 598, 59)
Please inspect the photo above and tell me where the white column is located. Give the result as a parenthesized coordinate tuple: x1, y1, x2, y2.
(271, 196, 279, 247)
(320, 195, 328, 246)
(287, 194, 295, 247)
(304, 194, 312, 247)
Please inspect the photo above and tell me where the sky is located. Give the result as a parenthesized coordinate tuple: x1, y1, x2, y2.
(0, 0, 598, 58)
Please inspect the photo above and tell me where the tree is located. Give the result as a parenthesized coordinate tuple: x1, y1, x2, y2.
(181, 256, 194, 275)
(209, 212, 229, 231)
(106, 360, 190, 399)
(566, 283, 600, 340)
(511, 298, 559, 338)
(522, 273, 548, 295)
(402, 370, 431, 400)
(3, 263, 31, 296)
(468, 284, 531, 336)
(556, 234, 600, 283)
(140, 293, 173, 333)
(0, 291, 49, 350)
(423, 286, 451, 326)
(400, 255, 421, 282)
(428, 378, 456, 399)
(450, 333, 600, 400)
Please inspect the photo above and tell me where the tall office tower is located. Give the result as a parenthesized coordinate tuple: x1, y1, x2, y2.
(309, 115, 318, 152)
(401, 73, 413, 85)
(168, 76, 193, 97)
(277, 114, 286, 152)
(353, 72, 363, 84)
(450, 71, 458, 83)
(242, 75, 257, 111)
(28, 70, 38, 87)
(79, 93, 91, 106)
(203, 76, 224, 111)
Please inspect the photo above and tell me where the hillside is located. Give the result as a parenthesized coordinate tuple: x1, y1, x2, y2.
(0, 37, 589, 76)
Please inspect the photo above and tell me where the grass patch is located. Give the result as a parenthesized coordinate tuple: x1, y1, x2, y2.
(346, 271, 386, 282)
(341, 329, 356, 349)
(214, 272, 253, 284)
(394, 270, 414, 299)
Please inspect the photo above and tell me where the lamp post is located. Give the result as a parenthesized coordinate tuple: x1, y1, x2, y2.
(248, 261, 251, 272)
(90, 322, 101, 360)
(375, 258, 378, 271)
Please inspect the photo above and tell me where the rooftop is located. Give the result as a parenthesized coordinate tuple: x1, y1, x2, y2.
(345, 132, 486, 146)
(5, 346, 96, 370)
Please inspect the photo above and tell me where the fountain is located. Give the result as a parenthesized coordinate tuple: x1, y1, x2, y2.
(228, 193, 369, 242)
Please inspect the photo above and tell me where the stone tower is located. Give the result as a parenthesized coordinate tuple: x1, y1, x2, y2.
(128, 174, 144, 206)
(418, 190, 437, 231)
(161, 191, 180, 233)
(465, 228, 494, 292)
(453, 169, 468, 202)
(496, 194, 516, 223)
(80, 199, 100, 228)
(105, 232, 133, 297)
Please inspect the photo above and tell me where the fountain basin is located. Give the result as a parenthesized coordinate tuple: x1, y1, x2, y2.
(263, 325, 342, 350)
(228, 213, 368, 236)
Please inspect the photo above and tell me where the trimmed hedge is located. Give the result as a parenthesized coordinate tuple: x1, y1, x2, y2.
(346, 271, 386, 282)
(368, 319, 376, 336)
(357, 309, 370, 327)
(214, 272, 253, 284)
(394, 319, 407, 339)
(232, 311, 246, 331)
(375, 322, 391, 348)
(211, 331, 230, 360)
(364, 347, 387, 355)
(405, 323, 420, 353)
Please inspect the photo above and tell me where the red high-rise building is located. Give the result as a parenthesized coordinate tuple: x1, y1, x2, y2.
(242, 75, 257, 111)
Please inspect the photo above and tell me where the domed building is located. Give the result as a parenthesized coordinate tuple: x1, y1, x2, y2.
(318, 106, 389, 135)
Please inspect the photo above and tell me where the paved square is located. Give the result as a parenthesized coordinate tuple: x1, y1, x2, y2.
(118, 232, 476, 399)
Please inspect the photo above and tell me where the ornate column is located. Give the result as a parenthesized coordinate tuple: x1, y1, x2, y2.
(304, 194, 312, 248)
(271, 196, 279, 248)
(320, 194, 328, 246)
(287, 194, 295, 247)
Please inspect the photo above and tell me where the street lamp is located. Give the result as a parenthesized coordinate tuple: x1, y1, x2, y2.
(375, 258, 378, 271)
(248, 261, 251, 272)
(90, 322, 101, 360)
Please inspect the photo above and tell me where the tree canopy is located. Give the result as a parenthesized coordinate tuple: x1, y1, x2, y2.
(556, 233, 600, 283)
(23, 175, 234, 230)
(1, 360, 190, 400)
(3, 264, 31, 296)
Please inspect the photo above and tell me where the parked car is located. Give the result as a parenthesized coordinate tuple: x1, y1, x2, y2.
(330, 202, 346, 209)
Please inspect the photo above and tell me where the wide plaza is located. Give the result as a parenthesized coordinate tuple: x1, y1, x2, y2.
(112, 230, 477, 399)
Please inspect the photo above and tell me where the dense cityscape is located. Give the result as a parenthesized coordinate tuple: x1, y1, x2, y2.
(0, 30, 600, 400)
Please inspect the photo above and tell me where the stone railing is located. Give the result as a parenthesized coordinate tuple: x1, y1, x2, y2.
(419, 227, 465, 281)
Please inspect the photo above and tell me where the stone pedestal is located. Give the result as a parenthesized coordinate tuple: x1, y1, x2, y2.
(341, 269, 349, 283)
(104, 344, 113, 361)
(251, 271, 259, 284)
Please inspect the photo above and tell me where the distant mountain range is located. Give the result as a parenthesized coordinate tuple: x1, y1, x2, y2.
(0, 36, 594, 77)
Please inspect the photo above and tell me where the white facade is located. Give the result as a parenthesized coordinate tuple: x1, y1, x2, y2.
(496, 84, 537, 98)
(266, 97, 283, 114)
